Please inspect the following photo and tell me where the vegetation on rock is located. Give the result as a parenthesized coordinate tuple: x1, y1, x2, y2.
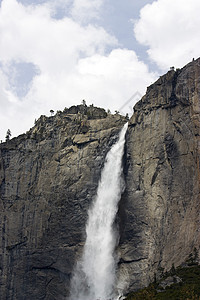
(125, 264, 200, 300)
(5, 129, 11, 141)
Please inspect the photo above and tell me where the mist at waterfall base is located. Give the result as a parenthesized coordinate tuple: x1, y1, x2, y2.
(69, 123, 128, 300)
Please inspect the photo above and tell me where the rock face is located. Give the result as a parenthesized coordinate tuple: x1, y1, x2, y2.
(0, 58, 200, 299)
(117, 58, 200, 293)
(0, 105, 126, 299)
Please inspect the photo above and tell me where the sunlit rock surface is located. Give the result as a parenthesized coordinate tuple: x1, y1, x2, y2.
(118, 58, 200, 293)
(0, 105, 126, 299)
(0, 58, 200, 299)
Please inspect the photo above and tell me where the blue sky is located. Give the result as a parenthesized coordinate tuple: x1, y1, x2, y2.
(0, 0, 200, 140)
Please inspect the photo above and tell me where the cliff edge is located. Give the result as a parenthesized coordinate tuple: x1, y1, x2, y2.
(118, 58, 200, 293)
(0, 58, 200, 299)
(0, 106, 126, 299)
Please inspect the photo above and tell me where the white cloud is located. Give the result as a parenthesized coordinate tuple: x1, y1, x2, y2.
(134, 0, 200, 70)
(76, 49, 156, 110)
(0, 69, 26, 141)
(0, 0, 114, 68)
(70, 0, 104, 23)
(0, 0, 157, 140)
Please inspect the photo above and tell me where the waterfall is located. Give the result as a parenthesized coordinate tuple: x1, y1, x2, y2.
(70, 122, 128, 300)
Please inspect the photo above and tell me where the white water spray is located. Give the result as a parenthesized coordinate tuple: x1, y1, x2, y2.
(70, 123, 128, 300)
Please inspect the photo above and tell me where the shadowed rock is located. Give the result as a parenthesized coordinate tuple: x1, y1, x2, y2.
(0, 106, 126, 299)
(117, 58, 200, 293)
(0, 58, 200, 299)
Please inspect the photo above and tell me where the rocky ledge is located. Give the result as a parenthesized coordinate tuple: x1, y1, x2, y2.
(0, 58, 200, 299)
(117, 58, 200, 293)
(0, 105, 126, 299)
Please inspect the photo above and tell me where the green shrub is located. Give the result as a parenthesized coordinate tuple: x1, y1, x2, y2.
(125, 266, 200, 300)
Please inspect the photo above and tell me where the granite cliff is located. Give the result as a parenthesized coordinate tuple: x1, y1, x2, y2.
(118, 58, 200, 293)
(0, 58, 200, 299)
(0, 106, 127, 299)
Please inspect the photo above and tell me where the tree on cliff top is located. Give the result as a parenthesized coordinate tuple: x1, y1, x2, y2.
(5, 129, 11, 142)
(82, 99, 87, 106)
(50, 109, 54, 116)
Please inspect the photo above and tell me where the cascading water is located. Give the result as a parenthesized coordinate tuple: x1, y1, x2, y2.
(70, 122, 128, 300)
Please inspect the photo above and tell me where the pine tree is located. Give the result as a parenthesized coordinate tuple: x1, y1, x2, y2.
(50, 109, 54, 116)
(5, 129, 11, 142)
